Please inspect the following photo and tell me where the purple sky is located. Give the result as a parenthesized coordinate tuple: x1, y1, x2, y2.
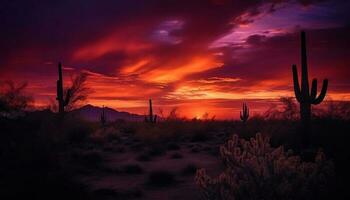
(1, 0, 349, 118)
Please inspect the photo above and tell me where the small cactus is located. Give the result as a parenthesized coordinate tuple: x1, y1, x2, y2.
(100, 105, 107, 127)
(292, 31, 328, 144)
(56, 62, 71, 116)
(147, 99, 157, 123)
(240, 103, 249, 123)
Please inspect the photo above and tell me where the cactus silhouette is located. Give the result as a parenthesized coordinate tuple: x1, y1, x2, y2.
(100, 105, 107, 127)
(147, 99, 157, 123)
(56, 62, 71, 116)
(240, 103, 249, 123)
(292, 31, 328, 142)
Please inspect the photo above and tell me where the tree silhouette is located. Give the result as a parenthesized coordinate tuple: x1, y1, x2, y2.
(54, 62, 90, 114)
(0, 81, 33, 116)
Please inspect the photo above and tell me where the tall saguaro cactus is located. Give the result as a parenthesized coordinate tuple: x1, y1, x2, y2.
(292, 31, 328, 140)
(56, 62, 71, 116)
(240, 103, 249, 123)
(147, 99, 157, 123)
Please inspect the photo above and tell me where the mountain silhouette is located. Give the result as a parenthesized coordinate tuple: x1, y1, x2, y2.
(71, 104, 144, 122)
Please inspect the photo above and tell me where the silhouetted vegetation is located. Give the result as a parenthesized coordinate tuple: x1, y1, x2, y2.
(122, 164, 144, 174)
(100, 105, 107, 127)
(147, 170, 177, 187)
(1, 99, 350, 199)
(0, 80, 33, 118)
(239, 102, 249, 123)
(145, 99, 157, 123)
(54, 62, 89, 116)
(292, 31, 328, 146)
(196, 133, 335, 200)
(1, 31, 348, 198)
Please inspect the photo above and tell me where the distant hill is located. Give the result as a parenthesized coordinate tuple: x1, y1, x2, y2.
(71, 104, 145, 122)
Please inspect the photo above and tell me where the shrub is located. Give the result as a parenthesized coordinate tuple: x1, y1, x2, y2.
(136, 153, 152, 162)
(147, 170, 176, 187)
(170, 152, 183, 159)
(77, 151, 104, 168)
(195, 133, 335, 200)
(181, 164, 197, 175)
(122, 164, 144, 174)
(89, 126, 120, 143)
(148, 145, 166, 156)
(167, 142, 180, 150)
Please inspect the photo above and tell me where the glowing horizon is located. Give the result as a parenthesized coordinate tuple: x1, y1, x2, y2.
(1, 0, 350, 119)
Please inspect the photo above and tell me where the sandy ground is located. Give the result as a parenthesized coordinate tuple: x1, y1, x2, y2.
(74, 133, 226, 200)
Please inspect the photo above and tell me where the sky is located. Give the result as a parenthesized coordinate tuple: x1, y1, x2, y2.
(0, 0, 350, 119)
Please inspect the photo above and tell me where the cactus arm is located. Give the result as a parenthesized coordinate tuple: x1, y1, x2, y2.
(64, 89, 71, 106)
(56, 62, 65, 114)
(56, 80, 61, 100)
(149, 99, 153, 120)
(247, 106, 249, 118)
(292, 65, 302, 102)
(312, 79, 328, 105)
(240, 103, 249, 122)
(310, 78, 317, 100)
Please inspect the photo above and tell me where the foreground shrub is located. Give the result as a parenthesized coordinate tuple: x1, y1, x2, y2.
(147, 170, 176, 187)
(122, 164, 144, 174)
(195, 133, 335, 200)
(73, 150, 104, 169)
(89, 126, 120, 143)
(181, 164, 197, 175)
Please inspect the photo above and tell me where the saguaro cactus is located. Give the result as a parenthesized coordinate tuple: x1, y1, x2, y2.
(56, 62, 71, 116)
(292, 31, 328, 140)
(240, 103, 249, 123)
(100, 106, 107, 127)
(147, 99, 157, 123)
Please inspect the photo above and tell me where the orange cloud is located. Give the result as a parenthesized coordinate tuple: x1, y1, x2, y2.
(140, 56, 223, 83)
(73, 24, 154, 61)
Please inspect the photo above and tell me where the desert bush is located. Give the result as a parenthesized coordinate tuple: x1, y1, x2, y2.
(93, 187, 143, 199)
(130, 143, 145, 152)
(74, 151, 104, 169)
(170, 152, 183, 159)
(36, 114, 97, 145)
(136, 153, 152, 162)
(0, 116, 92, 200)
(314, 100, 350, 120)
(182, 164, 197, 175)
(133, 119, 220, 143)
(122, 164, 144, 174)
(264, 97, 299, 120)
(148, 145, 167, 156)
(195, 133, 335, 200)
(89, 126, 120, 143)
(167, 142, 180, 150)
(64, 120, 96, 143)
(114, 120, 138, 134)
(147, 170, 177, 187)
(0, 81, 33, 118)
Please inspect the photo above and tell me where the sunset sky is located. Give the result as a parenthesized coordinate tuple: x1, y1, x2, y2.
(1, 0, 350, 119)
